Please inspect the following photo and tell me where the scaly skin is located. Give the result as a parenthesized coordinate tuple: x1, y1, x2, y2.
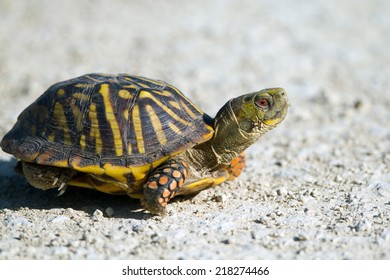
(143, 88, 288, 214)
(9, 87, 288, 215)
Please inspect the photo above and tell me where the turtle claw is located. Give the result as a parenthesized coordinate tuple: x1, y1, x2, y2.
(57, 182, 68, 196)
(52, 177, 59, 186)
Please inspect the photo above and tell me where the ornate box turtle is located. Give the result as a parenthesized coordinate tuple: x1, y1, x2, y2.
(1, 73, 288, 214)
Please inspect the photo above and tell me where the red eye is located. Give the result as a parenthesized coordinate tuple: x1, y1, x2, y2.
(256, 98, 269, 108)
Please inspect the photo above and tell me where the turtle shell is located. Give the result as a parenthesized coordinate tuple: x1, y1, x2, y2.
(1, 73, 214, 179)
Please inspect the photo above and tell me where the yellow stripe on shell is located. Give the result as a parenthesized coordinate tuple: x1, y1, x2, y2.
(122, 76, 136, 83)
(168, 100, 181, 110)
(129, 76, 165, 89)
(52, 102, 71, 144)
(57, 89, 65, 96)
(72, 93, 90, 102)
(139, 91, 191, 126)
(168, 122, 183, 135)
(137, 76, 165, 87)
(99, 84, 123, 157)
(80, 134, 87, 150)
(122, 76, 149, 89)
(69, 156, 105, 175)
(36, 151, 69, 167)
(151, 89, 172, 97)
(131, 104, 145, 154)
(86, 75, 105, 83)
(48, 132, 55, 142)
(179, 100, 198, 119)
(74, 83, 90, 88)
(71, 105, 83, 131)
(122, 84, 139, 90)
(145, 104, 166, 145)
(137, 82, 154, 89)
(88, 103, 103, 155)
(127, 142, 132, 154)
(122, 108, 132, 153)
(169, 86, 203, 114)
(118, 89, 132, 99)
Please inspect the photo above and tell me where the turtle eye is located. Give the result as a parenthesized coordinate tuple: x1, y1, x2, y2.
(255, 98, 270, 109)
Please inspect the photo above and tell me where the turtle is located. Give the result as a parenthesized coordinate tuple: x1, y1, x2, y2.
(0, 73, 288, 214)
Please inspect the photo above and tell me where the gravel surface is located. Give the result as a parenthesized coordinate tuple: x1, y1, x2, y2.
(0, 0, 389, 259)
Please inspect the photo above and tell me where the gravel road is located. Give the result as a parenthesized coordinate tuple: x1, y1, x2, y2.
(0, 0, 389, 259)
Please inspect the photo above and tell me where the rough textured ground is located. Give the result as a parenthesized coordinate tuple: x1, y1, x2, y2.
(0, 0, 389, 259)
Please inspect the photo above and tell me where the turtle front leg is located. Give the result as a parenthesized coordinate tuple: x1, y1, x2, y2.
(142, 159, 189, 214)
(173, 154, 246, 196)
(227, 152, 246, 180)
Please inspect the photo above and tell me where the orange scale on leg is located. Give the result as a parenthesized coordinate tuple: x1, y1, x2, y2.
(162, 188, 171, 198)
(172, 170, 181, 179)
(158, 176, 169, 185)
(169, 180, 177, 191)
(147, 181, 158, 189)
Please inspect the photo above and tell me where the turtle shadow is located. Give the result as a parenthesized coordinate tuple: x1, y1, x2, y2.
(0, 159, 147, 220)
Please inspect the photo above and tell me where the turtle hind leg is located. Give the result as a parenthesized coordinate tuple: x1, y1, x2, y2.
(142, 159, 188, 215)
(20, 161, 76, 195)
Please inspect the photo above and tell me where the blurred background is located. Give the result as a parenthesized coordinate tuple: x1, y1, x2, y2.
(0, 0, 389, 259)
(1, 0, 388, 115)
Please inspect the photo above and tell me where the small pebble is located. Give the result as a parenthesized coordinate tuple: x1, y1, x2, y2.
(276, 187, 288, 196)
(93, 209, 104, 221)
(254, 218, 267, 225)
(214, 194, 226, 203)
(293, 234, 308, 241)
(105, 207, 115, 217)
(355, 219, 372, 232)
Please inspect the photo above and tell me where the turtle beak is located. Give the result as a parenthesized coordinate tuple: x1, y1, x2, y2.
(262, 90, 288, 126)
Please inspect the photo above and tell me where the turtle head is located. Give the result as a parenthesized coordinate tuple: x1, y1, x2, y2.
(212, 88, 288, 164)
(231, 87, 288, 132)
